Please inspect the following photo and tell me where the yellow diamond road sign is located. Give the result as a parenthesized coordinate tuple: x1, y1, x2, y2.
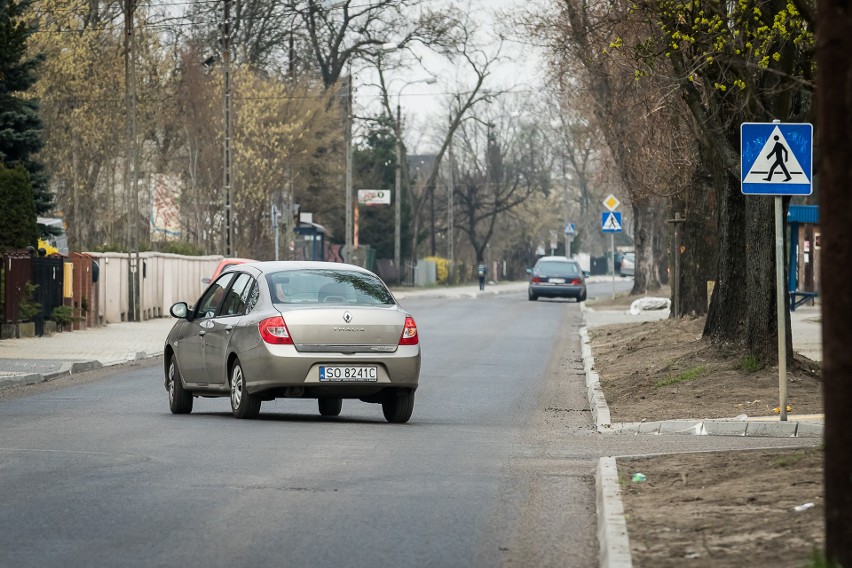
(603, 194, 621, 211)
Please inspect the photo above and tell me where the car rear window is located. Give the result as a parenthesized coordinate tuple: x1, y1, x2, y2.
(266, 270, 395, 305)
(536, 261, 581, 277)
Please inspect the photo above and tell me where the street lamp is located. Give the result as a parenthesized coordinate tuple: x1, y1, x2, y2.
(394, 76, 436, 283)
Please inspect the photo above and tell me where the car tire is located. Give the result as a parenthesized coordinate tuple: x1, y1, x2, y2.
(230, 360, 261, 419)
(382, 391, 415, 424)
(318, 397, 342, 417)
(167, 355, 193, 415)
(528, 290, 538, 301)
(578, 291, 587, 302)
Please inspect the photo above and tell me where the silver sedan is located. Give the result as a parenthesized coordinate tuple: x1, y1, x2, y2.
(163, 261, 421, 423)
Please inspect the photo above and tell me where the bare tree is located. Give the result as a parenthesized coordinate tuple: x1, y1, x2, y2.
(452, 107, 548, 264)
(370, 11, 500, 269)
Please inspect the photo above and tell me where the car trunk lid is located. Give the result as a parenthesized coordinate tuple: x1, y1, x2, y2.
(280, 306, 404, 353)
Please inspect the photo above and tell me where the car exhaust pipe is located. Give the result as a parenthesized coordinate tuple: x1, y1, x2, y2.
(283, 387, 304, 397)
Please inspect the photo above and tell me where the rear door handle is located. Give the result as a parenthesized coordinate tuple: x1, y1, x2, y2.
(199, 330, 206, 336)
(225, 325, 234, 334)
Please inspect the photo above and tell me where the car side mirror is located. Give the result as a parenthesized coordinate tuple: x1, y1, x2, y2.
(526, 268, 532, 274)
(170, 302, 189, 319)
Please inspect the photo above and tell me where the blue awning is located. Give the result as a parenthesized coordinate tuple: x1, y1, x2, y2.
(786, 205, 819, 224)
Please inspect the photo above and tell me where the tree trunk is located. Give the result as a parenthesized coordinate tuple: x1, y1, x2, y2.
(817, 1, 852, 564)
(745, 196, 791, 365)
(631, 198, 662, 294)
(704, 173, 748, 342)
(673, 162, 718, 316)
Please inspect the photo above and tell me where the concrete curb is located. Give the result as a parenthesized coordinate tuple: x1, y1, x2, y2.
(596, 457, 633, 568)
(579, 306, 824, 439)
(610, 418, 822, 438)
(580, 326, 612, 431)
(0, 351, 159, 391)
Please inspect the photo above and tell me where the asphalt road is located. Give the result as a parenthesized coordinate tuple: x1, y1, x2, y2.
(0, 285, 817, 568)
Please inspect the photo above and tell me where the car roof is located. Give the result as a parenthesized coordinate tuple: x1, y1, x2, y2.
(219, 257, 255, 265)
(536, 256, 577, 263)
(237, 260, 377, 277)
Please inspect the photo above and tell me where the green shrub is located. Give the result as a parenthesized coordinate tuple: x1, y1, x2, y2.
(739, 354, 764, 372)
(18, 282, 42, 322)
(49, 305, 77, 328)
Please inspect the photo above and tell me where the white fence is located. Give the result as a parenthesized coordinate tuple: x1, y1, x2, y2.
(86, 252, 221, 324)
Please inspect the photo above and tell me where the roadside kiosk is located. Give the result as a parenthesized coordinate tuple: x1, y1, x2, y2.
(786, 204, 819, 311)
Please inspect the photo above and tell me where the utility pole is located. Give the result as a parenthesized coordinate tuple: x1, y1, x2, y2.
(123, 0, 140, 321)
(394, 101, 402, 282)
(447, 109, 455, 285)
(344, 63, 353, 262)
(223, 0, 233, 256)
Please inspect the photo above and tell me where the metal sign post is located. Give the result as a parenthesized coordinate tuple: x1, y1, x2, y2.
(741, 119, 813, 422)
(774, 196, 787, 420)
(610, 233, 615, 299)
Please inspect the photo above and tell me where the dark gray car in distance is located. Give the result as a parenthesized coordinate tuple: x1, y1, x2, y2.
(527, 256, 587, 302)
(164, 261, 421, 423)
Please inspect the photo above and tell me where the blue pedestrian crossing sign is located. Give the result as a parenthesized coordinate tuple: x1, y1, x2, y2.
(564, 223, 576, 236)
(601, 211, 622, 233)
(741, 122, 812, 196)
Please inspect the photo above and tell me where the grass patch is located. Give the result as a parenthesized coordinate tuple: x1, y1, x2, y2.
(805, 549, 841, 568)
(654, 366, 707, 388)
(658, 358, 679, 373)
(739, 354, 764, 372)
(772, 446, 822, 468)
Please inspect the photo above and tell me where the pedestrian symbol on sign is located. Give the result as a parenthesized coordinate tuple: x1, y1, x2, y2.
(601, 211, 622, 233)
(743, 127, 807, 184)
(741, 122, 812, 195)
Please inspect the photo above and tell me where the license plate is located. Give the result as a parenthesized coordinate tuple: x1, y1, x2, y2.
(319, 366, 378, 382)
(550, 278, 566, 284)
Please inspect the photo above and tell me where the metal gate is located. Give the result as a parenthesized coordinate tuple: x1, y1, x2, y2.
(31, 256, 64, 336)
(1, 252, 32, 325)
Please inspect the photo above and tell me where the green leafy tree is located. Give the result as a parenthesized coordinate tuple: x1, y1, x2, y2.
(0, 163, 38, 249)
(0, 0, 51, 216)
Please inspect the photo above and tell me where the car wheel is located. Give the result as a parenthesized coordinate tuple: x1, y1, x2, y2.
(230, 360, 261, 419)
(578, 291, 587, 302)
(528, 290, 538, 301)
(167, 355, 193, 415)
(318, 397, 342, 417)
(382, 391, 415, 424)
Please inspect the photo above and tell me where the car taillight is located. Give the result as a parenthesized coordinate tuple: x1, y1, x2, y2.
(259, 316, 293, 345)
(531, 276, 542, 284)
(399, 316, 419, 346)
(570, 278, 582, 285)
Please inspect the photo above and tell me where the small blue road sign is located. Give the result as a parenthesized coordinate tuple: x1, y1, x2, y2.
(601, 211, 622, 233)
(741, 122, 812, 196)
(564, 223, 576, 236)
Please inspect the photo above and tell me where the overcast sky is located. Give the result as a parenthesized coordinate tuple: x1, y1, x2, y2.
(352, 0, 548, 152)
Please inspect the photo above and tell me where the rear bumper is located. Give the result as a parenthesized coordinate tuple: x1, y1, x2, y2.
(529, 284, 586, 298)
(238, 343, 421, 396)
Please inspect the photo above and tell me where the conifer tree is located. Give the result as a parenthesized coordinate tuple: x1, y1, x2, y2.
(0, 163, 38, 249)
(0, 0, 51, 217)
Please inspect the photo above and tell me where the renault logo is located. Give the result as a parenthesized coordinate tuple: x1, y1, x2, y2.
(343, 311, 352, 323)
